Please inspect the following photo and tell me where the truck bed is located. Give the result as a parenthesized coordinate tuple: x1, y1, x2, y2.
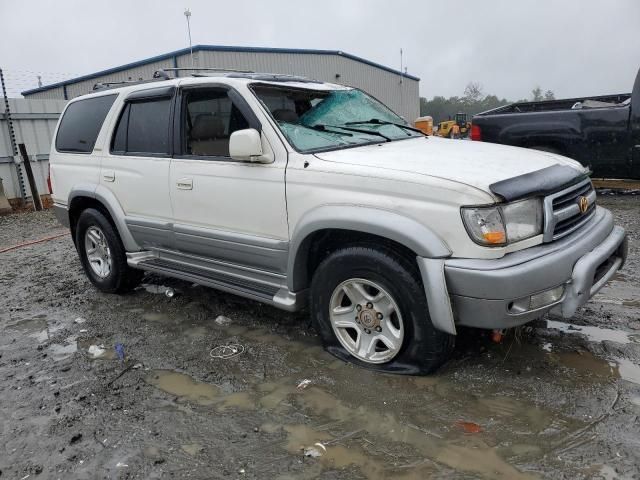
(477, 92, 631, 115)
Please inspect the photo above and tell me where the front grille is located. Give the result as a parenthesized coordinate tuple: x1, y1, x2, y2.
(543, 178, 596, 242)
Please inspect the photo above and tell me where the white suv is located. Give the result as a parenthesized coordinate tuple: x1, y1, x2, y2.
(50, 72, 627, 374)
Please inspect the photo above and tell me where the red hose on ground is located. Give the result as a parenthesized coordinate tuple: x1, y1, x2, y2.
(0, 231, 69, 254)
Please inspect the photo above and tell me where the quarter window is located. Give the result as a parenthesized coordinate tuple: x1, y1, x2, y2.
(55, 94, 116, 153)
(111, 98, 171, 155)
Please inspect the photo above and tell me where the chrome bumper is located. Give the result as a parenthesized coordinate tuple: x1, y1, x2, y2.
(420, 207, 627, 332)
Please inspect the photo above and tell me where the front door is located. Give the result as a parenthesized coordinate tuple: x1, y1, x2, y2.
(168, 85, 289, 274)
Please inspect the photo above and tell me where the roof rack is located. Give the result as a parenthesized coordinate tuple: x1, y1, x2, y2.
(93, 78, 162, 91)
(153, 67, 255, 80)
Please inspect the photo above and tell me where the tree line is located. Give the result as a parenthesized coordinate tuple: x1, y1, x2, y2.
(420, 82, 555, 124)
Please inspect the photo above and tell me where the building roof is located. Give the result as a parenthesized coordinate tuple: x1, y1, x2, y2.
(22, 44, 420, 96)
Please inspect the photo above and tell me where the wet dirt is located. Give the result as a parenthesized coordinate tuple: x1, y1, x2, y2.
(0, 196, 638, 479)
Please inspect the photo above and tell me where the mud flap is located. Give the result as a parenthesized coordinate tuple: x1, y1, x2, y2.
(416, 258, 456, 335)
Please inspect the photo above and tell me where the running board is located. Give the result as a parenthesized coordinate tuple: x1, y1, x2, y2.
(129, 254, 306, 311)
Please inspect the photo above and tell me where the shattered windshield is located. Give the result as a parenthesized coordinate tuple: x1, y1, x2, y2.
(251, 85, 422, 153)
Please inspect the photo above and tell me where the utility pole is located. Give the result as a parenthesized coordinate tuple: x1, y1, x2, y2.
(0, 68, 27, 201)
(399, 48, 405, 120)
(184, 8, 194, 68)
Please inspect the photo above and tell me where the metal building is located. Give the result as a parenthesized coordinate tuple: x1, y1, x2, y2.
(21, 45, 420, 121)
(0, 98, 66, 201)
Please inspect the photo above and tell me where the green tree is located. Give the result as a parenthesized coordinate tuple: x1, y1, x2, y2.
(419, 83, 510, 124)
(531, 86, 543, 101)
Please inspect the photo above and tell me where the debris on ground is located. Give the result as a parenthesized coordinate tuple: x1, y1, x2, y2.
(214, 315, 233, 326)
(296, 379, 312, 391)
(303, 442, 327, 458)
(165, 288, 176, 299)
(114, 343, 125, 361)
(74, 317, 86, 324)
(210, 344, 245, 359)
(87, 345, 106, 358)
(454, 420, 482, 434)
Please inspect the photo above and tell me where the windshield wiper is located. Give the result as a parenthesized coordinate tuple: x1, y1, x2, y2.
(345, 118, 424, 136)
(309, 124, 354, 136)
(322, 124, 392, 142)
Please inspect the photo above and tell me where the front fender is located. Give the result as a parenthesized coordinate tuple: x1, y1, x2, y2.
(287, 204, 451, 292)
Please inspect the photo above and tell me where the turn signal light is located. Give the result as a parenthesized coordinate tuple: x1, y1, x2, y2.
(482, 231, 506, 244)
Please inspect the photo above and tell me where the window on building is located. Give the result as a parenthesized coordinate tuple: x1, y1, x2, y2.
(55, 94, 116, 153)
(182, 89, 250, 157)
(111, 98, 171, 156)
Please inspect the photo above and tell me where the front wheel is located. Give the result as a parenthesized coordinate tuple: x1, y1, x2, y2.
(310, 246, 454, 374)
(76, 208, 143, 293)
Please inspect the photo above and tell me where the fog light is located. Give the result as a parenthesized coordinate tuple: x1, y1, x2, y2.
(529, 285, 564, 310)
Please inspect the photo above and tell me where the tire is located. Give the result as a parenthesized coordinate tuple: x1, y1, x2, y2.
(449, 130, 455, 139)
(310, 245, 454, 375)
(75, 208, 143, 293)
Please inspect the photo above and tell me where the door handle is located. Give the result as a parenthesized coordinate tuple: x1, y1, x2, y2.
(103, 171, 115, 182)
(176, 178, 193, 190)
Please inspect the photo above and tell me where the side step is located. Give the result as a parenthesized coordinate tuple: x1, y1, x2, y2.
(138, 257, 278, 302)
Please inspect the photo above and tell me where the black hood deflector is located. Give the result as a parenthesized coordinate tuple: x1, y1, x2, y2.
(489, 164, 588, 202)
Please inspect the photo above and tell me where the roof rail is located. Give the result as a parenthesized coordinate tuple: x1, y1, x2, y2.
(153, 67, 255, 79)
(93, 78, 162, 91)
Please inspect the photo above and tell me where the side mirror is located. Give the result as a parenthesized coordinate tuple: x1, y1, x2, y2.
(229, 128, 263, 162)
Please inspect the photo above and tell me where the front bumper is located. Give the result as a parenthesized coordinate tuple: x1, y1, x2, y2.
(427, 207, 627, 331)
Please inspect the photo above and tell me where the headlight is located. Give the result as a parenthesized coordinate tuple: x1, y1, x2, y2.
(461, 198, 543, 246)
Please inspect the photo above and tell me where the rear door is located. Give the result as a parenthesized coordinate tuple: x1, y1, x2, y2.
(168, 84, 289, 273)
(101, 86, 175, 248)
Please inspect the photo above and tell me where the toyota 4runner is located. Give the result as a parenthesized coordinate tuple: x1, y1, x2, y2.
(50, 72, 628, 374)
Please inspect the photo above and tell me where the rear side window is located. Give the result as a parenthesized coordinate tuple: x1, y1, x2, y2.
(55, 94, 116, 153)
(111, 99, 171, 156)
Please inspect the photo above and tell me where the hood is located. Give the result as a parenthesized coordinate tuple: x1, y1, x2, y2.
(313, 136, 586, 196)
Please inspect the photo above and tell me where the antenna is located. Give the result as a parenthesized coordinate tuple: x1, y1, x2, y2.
(184, 8, 194, 67)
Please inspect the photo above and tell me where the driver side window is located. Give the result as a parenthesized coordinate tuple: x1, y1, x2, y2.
(183, 89, 249, 157)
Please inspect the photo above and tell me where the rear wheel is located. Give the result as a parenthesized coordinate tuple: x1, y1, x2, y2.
(76, 208, 143, 293)
(310, 246, 454, 374)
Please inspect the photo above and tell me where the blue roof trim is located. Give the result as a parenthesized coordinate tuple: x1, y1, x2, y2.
(22, 44, 419, 95)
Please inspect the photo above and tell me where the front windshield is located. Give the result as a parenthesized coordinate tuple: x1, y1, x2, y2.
(251, 85, 422, 153)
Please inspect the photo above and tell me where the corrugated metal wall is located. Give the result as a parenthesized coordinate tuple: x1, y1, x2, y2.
(179, 51, 419, 121)
(0, 98, 66, 199)
(24, 50, 420, 121)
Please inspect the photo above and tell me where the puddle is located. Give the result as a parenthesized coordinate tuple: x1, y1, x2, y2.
(146, 370, 220, 406)
(181, 443, 204, 456)
(546, 320, 632, 344)
(142, 320, 635, 479)
(615, 357, 640, 385)
(142, 312, 170, 322)
(49, 336, 78, 361)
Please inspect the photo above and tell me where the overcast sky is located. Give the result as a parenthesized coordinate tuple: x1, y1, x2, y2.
(1, 0, 638, 100)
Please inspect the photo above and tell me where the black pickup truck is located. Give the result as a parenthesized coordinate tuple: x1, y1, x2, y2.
(471, 68, 640, 180)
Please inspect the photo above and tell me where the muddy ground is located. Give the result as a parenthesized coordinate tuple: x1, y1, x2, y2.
(0, 196, 638, 480)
